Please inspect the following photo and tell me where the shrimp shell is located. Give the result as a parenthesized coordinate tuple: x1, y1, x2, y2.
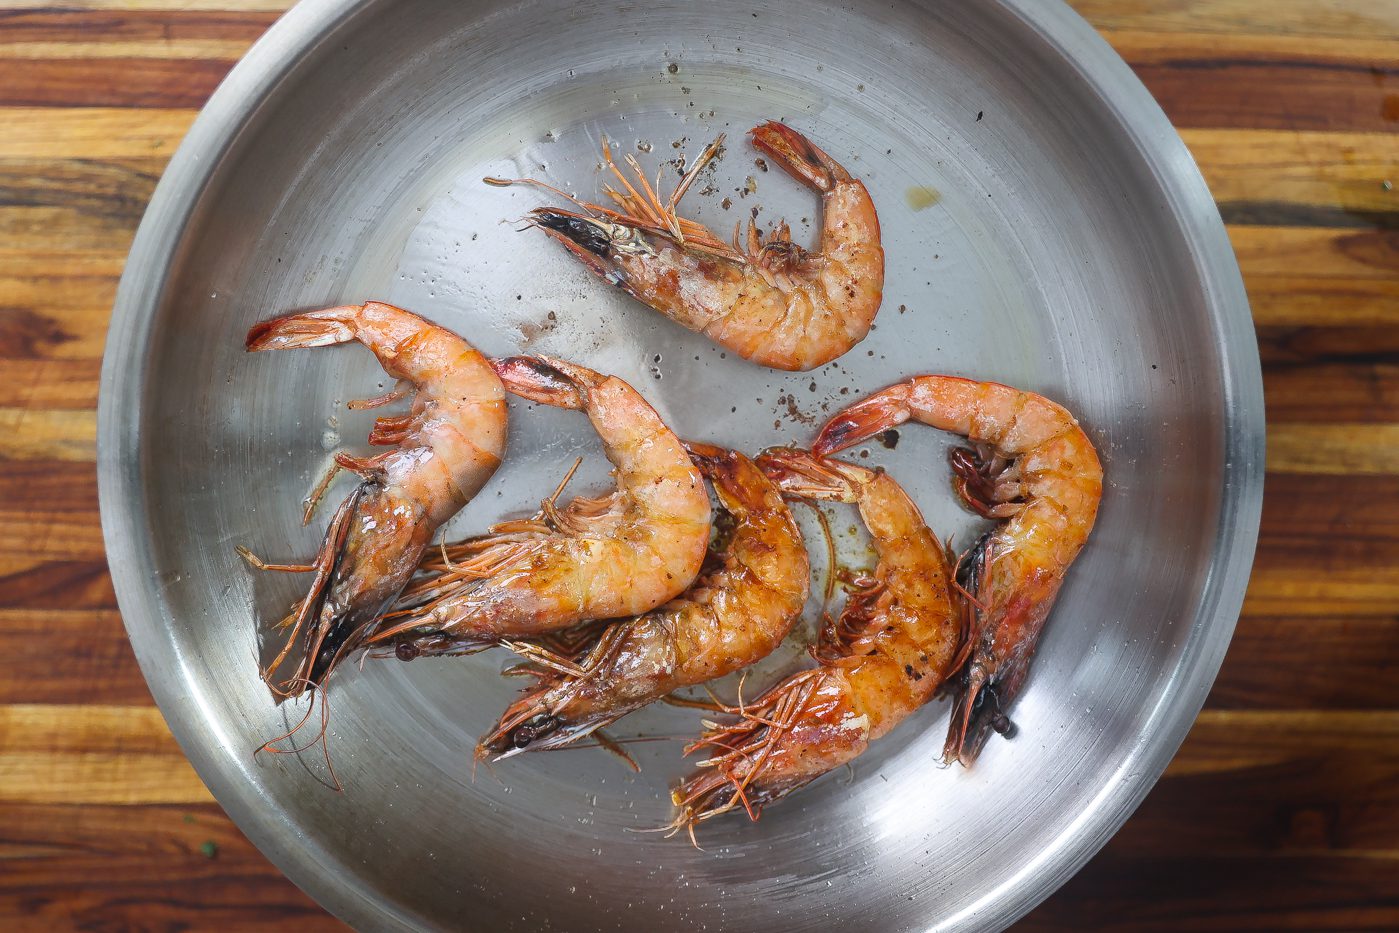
(815, 375, 1104, 764)
(672, 450, 959, 830)
(373, 356, 711, 650)
(478, 443, 809, 759)
(241, 301, 507, 697)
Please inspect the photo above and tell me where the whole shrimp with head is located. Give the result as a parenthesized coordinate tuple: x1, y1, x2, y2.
(240, 301, 507, 699)
(815, 376, 1103, 765)
(370, 356, 711, 654)
(477, 443, 809, 762)
(488, 121, 883, 371)
(672, 450, 960, 834)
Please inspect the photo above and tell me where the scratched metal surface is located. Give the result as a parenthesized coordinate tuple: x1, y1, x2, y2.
(98, 0, 1263, 929)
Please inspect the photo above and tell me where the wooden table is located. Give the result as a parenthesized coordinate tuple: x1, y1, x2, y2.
(2, 1, 1396, 929)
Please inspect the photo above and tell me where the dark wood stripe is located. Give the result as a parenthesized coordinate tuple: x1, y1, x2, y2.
(1021, 853, 1399, 931)
(1221, 200, 1399, 231)
(0, 159, 159, 224)
(1261, 474, 1399, 548)
(0, 611, 145, 705)
(0, 59, 235, 108)
(1208, 615, 1399, 710)
(1258, 326, 1399, 365)
(0, 461, 96, 510)
(0, 803, 339, 931)
(1264, 362, 1399, 422)
(1126, 56, 1399, 133)
(0, 560, 114, 610)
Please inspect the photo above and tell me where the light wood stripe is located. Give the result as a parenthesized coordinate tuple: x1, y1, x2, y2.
(0, 408, 96, 461)
(0, 108, 194, 159)
(1184, 129, 1399, 218)
(1267, 424, 1399, 475)
(1243, 567, 1399, 618)
(0, 40, 254, 61)
(1079, 0, 1399, 41)
(0, 705, 211, 805)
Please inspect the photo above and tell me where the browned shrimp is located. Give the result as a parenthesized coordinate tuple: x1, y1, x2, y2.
(671, 450, 959, 833)
(489, 121, 883, 371)
(240, 302, 507, 697)
(815, 375, 1103, 764)
(477, 443, 809, 760)
(369, 357, 711, 652)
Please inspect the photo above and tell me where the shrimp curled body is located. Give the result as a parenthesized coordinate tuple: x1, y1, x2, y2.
(374, 356, 711, 651)
(479, 444, 810, 758)
(815, 375, 1104, 765)
(498, 121, 883, 372)
(242, 301, 507, 696)
(672, 451, 959, 830)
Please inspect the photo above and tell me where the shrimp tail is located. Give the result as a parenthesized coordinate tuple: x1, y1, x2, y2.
(813, 383, 913, 455)
(245, 304, 364, 351)
(749, 121, 850, 191)
(754, 447, 863, 503)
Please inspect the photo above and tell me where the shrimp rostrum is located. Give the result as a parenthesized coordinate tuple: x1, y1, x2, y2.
(241, 301, 507, 698)
(490, 121, 883, 371)
(479, 444, 809, 760)
(371, 356, 711, 654)
(815, 376, 1103, 765)
(672, 450, 960, 831)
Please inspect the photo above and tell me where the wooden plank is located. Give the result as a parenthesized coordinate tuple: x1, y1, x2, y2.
(0, 804, 338, 932)
(1258, 325, 1399, 365)
(1182, 129, 1399, 227)
(1136, 711, 1399, 855)
(1233, 227, 1399, 327)
(0, 57, 234, 108)
(1020, 853, 1399, 931)
(1208, 615, 1399, 710)
(1267, 424, 1399, 475)
(1, 0, 292, 10)
(0, 559, 115, 610)
(0, 610, 149, 706)
(0, 407, 95, 461)
(0, 303, 116, 360)
(1263, 362, 1399, 423)
(1104, 30, 1399, 132)
(0, 704, 212, 804)
(0, 158, 161, 224)
(0, 108, 193, 159)
(0, 359, 101, 407)
(0, 9, 277, 44)
(1243, 567, 1399, 618)
(1078, 0, 1399, 41)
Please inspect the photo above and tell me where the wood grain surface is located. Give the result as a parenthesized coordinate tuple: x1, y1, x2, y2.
(1, 1, 1396, 929)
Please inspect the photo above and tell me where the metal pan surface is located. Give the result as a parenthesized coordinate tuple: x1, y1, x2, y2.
(98, 0, 1264, 929)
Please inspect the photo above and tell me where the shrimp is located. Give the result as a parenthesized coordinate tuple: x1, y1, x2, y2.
(477, 443, 809, 760)
(240, 302, 507, 698)
(814, 375, 1104, 765)
(671, 450, 959, 832)
(488, 121, 883, 371)
(369, 356, 711, 652)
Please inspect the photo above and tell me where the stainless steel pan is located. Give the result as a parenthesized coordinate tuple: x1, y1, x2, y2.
(98, 0, 1265, 929)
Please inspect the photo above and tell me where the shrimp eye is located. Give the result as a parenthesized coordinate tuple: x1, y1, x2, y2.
(395, 641, 420, 662)
(512, 714, 560, 748)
